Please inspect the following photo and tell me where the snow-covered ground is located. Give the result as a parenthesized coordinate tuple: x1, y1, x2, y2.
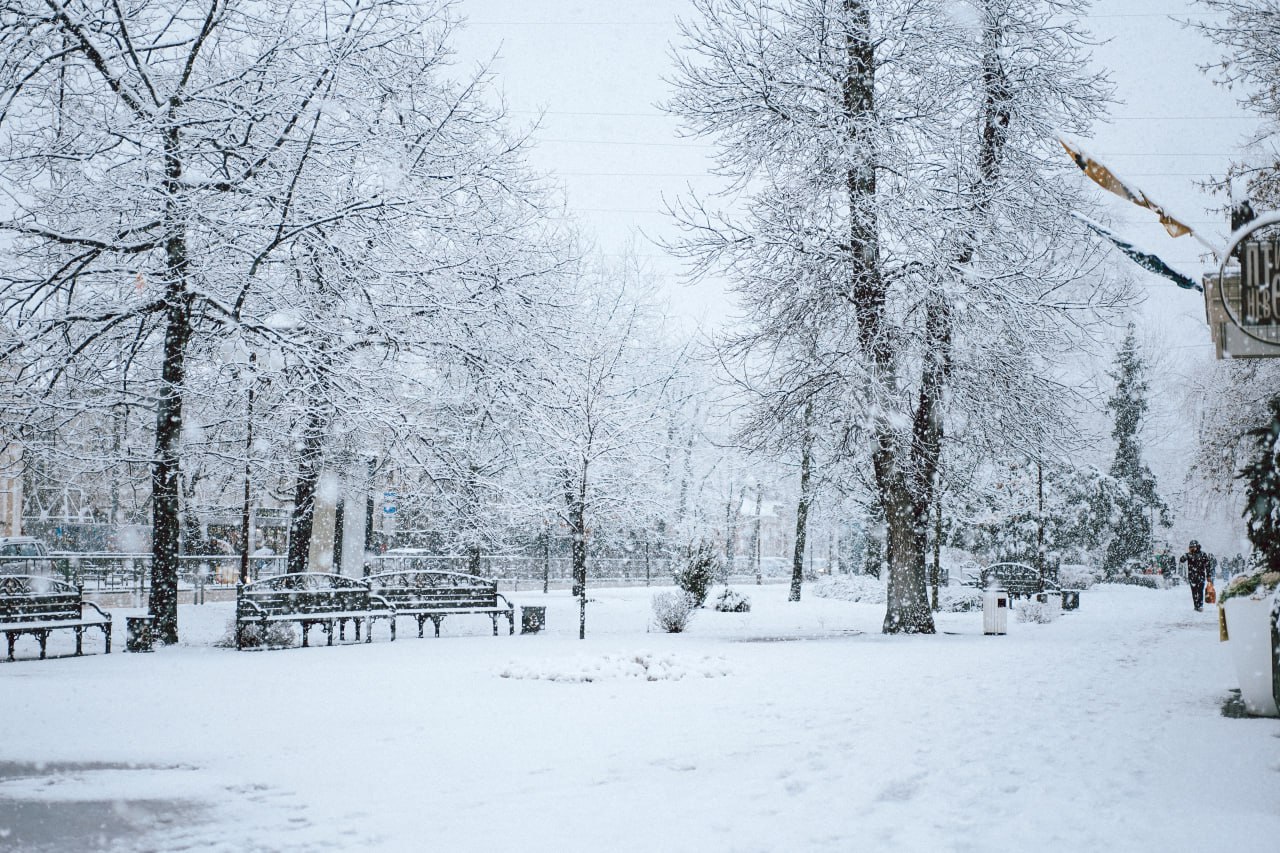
(1, 583, 1277, 852)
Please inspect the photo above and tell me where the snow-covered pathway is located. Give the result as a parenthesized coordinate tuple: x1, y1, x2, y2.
(1, 584, 1276, 852)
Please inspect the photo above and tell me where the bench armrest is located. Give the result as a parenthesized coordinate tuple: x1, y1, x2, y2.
(83, 601, 112, 623)
(369, 593, 395, 615)
(238, 599, 266, 619)
(495, 592, 513, 610)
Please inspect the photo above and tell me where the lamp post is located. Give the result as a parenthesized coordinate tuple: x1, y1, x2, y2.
(238, 351, 256, 586)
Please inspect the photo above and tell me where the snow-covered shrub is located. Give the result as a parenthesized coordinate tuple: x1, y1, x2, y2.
(1016, 597, 1059, 624)
(674, 541, 718, 607)
(938, 586, 983, 612)
(217, 618, 299, 649)
(1220, 570, 1280, 603)
(713, 587, 751, 613)
(652, 591, 696, 633)
(811, 573, 887, 605)
(1058, 563, 1100, 590)
(1101, 575, 1159, 590)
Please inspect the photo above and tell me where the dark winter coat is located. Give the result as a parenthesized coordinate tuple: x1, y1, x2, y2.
(1179, 549, 1211, 580)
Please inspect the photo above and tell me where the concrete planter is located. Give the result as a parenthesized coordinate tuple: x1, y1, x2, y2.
(1223, 594, 1280, 717)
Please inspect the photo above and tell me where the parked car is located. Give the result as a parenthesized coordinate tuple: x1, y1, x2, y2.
(0, 536, 55, 576)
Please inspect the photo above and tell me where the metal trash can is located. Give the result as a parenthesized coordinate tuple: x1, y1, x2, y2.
(1060, 589, 1081, 611)
(983, 588, 1009, 635)
(520, 605, 546, 635)
(125, 615, 155, 653)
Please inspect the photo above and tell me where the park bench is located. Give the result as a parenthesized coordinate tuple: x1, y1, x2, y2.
(235, 573, 395, 650)
(366, 569, 515, 638)
(969, 562, 1060, 599)
(1, 575, 112, 661)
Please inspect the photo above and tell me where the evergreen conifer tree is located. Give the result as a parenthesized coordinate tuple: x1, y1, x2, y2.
(1102, 326, 1170, 574)
(1239, 396, 1280, 572)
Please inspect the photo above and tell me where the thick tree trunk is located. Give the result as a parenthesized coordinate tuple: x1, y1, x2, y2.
(149, 282, 192, 645)
(564, 466, 588, 639)
(286, 409, 326, 574)
(148, 120, 192, 645)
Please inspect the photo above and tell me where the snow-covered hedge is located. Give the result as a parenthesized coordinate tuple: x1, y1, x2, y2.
(811, 574, 887, 604)
(939, 586, 983, 612)
(1058, 563, 1100, 590)
(1100, 575, 1159, 590)
(1016, 597, 1059, 624)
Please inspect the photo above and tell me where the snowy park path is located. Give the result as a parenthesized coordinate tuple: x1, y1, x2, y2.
(1, 584, 1277, 852)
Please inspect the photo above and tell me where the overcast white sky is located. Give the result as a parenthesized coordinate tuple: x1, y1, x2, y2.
(451, 0, 1255, 329)
(451, 0, 1257, 548)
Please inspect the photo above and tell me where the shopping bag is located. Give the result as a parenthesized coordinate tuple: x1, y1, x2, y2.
(1205, 580, 1217, 604)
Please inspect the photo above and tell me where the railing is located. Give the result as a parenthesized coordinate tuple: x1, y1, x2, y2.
(0, 552, 290, 592)
(2, 551, 808, 595)
(364, 554, 802, 589)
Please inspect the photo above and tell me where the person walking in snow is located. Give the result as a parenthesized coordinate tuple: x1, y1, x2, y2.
(1178, 540, 1211, 612)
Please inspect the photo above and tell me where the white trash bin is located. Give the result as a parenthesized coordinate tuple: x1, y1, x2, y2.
(983, 587, 1009, 635)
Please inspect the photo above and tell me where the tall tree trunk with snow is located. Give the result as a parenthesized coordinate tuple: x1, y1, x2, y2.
(149, 119, 194, 644)
(564, 466, 588, 640)
(287, 407, 328, 574)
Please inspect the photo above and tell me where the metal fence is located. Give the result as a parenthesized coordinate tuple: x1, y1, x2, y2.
(0, 552, 804, 594)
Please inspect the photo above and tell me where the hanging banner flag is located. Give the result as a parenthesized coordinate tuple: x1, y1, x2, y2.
(1060, 139, 1196, 239)
(1071, 213, 1202, 292)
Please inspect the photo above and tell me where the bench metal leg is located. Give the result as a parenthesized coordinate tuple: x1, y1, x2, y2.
(355, 618, 364, 642)
(508, 611, 515, 635)
(302, 622, 311, 647)
(5, 632, 14, 662)
(431, 616, 443, 638)
(74, 626, 84, 656)
(325, 621, 335, 646)
(338, 619, 347, 642)
(388, 617, 395, 642)
(415, 615, 426, 639)
(37, 630, 48, 660)
(491, 613, 499, 636)
(103, 623, 111, 654)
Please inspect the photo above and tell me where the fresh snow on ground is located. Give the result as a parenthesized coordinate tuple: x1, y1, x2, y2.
(1, 582, 1278, 852)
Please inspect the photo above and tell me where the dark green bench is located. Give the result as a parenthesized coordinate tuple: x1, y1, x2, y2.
(970, 562, 1060, 599)
(366, 570, 514, 638)
(235, 573, 395, 650)
(1, 575, 111, 661)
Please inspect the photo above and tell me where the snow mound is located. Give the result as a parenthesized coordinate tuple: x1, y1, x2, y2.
(499, 652, 731, 683)
(811, 574, 887, 604)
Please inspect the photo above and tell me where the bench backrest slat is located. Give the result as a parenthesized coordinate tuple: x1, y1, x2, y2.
(0, 576, 84, 624)
(237, 573, 377, 618)
(365, 571, 505, 612)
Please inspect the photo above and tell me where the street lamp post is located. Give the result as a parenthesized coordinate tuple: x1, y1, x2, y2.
(239, 351, 256, 586)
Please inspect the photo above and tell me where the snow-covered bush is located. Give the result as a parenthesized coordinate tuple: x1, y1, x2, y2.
(1016, 597, 1059, 624)
(1058, 563, 1100, 590)
(217, 618, 298, 649)
(811, 574, 887, 605)
(652, 592, 697, 633)
(674, 541, 718, 607)
(713, 587, 751, 613)
(1220, 570, 1280, 603)
(938, 586, 983, 612)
